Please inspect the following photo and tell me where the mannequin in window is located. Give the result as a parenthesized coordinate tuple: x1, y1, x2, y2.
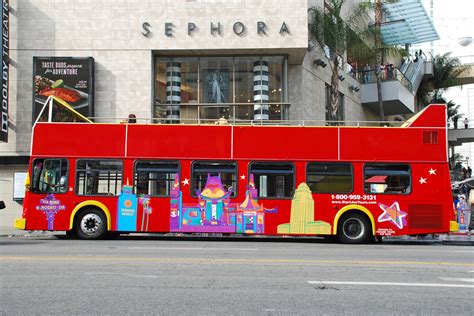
(207, 71, 226, 103)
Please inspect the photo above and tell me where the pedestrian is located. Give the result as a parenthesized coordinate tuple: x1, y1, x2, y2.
(456, 194, 469, 232)
(128, 113, 137, 124)
(462, 167, 468, 180)
(351, 62, 357, 78)
(363, 64, 371, 83)
(468, 188, 474, 234)
(468, 166, 472, 178)
(387, 64, 394, 80)
(380, 63, 385, 80)
(413, 51, 419, 63)
(453, 116, 458, 129)
(464, 117, 469, 129)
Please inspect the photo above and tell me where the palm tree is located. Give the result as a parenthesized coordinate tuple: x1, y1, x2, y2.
(309, 0, 403, 123)
(308, 0, 370, 120)
(417, 53, 468, 107)
(430, 96, 463, 128)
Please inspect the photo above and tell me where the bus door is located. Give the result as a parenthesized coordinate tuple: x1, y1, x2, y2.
(133, 160, 181, 233)
(27, 158, 72, 231)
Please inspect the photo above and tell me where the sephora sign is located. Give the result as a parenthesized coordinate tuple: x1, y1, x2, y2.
(141, 20, 291, 38)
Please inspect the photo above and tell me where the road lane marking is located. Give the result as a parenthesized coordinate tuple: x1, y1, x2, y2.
(127, 247, 260, 251)
(307, 281, 474, 288)
(1, 256, 474, 267)
(453, 251, 474, 253)
(438, 277, 474, 283)
(85, 272, 158, 278)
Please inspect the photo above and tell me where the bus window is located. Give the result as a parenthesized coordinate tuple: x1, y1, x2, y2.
(191, 161, 237, 198)
(249, 162, 295, 198)
(364, 164, 411, 194)
(76, 160, 123, 196)
(134, 161, 179, 197)
(31, 158, 68, 194)
(306, 162, 353, 193)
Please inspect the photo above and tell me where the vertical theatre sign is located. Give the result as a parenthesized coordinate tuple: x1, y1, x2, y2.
(33, 57, 95, 123)
(1, 0, 8, 142)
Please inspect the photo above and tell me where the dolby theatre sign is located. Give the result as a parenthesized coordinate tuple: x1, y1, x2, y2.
(141, 20, 291, 38)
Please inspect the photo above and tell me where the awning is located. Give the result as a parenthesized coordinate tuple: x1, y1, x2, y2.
(381, 0, 439, 45)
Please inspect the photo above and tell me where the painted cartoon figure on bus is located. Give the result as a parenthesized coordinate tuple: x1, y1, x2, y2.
(277, 183, 331, 235)
(117, 183, 138, 231)
(170, 174, 275, 233)
(377, 201, 407, 229)
(139, 195, 153, 232)
(36, 194, 66, 230)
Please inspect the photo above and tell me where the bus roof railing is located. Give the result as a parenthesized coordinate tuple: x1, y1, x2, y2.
(81, 117, 405, 127)
(34, 96, 93, 126)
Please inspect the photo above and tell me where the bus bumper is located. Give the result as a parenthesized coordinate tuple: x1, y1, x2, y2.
(14, 218, 26, 230)
(449, 220, 459, 232)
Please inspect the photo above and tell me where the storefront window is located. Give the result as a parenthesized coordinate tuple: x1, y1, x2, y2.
(154, 56, 287, 122)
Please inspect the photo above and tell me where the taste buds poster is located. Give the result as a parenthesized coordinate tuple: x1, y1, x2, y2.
(33, 57, 95, 123)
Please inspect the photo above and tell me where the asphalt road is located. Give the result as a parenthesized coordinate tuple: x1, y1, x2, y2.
(0, 238, 473, 315)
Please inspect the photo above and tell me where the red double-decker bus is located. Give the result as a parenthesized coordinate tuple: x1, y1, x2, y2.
(15, 104, 458, 243)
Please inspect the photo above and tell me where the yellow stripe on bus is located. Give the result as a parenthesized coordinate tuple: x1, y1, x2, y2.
(69, 201, 112, 231)
(333, 205, 376, 235)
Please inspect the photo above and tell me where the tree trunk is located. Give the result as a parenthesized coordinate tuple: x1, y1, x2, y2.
(330, 56, 340, 123)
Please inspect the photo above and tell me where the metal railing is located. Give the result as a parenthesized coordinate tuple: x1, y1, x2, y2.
(448, 118, 474, 130)
(356, 68, 413, 92)
(86, 116, 405, 127)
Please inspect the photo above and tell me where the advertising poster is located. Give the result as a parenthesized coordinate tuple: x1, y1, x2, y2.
(33, 57, 94, 123)
(203, 69, 229, 103)
(1, 0, 9, 142)
(13, 172, 27, 201)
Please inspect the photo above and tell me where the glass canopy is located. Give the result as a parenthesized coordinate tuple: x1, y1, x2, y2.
(381, 0, 439, 45)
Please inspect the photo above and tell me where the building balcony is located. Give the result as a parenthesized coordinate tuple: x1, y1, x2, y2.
(358, 69, 415, 115)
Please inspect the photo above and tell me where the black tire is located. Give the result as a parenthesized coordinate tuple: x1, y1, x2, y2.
(337, 212, 371, 244)
(65, 229, 77, 239)
(75, 208, 107, 240)
(106, 231, 121, 240)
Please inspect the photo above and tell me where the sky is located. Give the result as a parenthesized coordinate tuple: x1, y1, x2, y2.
(415, 0, 474, 167)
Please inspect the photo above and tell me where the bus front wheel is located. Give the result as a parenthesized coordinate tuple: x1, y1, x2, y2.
(75, 208, 107, 240)
(337, 213, 371, 244)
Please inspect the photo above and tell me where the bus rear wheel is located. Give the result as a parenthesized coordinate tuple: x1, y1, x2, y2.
(337, 213, 371, 244)
(75, 208, 107, 240)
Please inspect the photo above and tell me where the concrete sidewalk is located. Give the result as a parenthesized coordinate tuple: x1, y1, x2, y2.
(1, 225, 473, 245)
(383, 233, 474, 246)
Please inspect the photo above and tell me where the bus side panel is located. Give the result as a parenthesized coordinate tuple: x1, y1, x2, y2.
(127, 125, 232, 160)
(233, 126, 339, 161)
(32, 123, 126, 158)
(340, 128, 447, 163)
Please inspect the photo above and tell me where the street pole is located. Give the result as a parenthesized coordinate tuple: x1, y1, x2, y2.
(375, 0, 384, 124)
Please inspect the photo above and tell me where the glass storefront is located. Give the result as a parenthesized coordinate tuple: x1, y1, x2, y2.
(154, 56, 287, 122)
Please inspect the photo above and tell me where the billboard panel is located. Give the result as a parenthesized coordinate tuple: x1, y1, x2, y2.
(33, 57, 94, 123)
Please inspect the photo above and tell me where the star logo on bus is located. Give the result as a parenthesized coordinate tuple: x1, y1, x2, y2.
(419, 177, 427, 184)
(182, 178, 189, 186)
(428, 168, 436, 175)
(378, 202, 407, 229)
(240, 174, 246, 180)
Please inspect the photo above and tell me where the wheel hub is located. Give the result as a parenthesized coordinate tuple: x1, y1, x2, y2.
(80, 214, 102, 235)
(342, 218, 365, 240)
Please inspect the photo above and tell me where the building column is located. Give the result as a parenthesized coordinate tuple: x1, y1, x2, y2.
(166, 62, 181, 121)
(253, 60, 269, 120)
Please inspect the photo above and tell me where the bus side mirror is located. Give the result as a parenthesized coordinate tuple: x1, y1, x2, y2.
(0, 201, 5, 210)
